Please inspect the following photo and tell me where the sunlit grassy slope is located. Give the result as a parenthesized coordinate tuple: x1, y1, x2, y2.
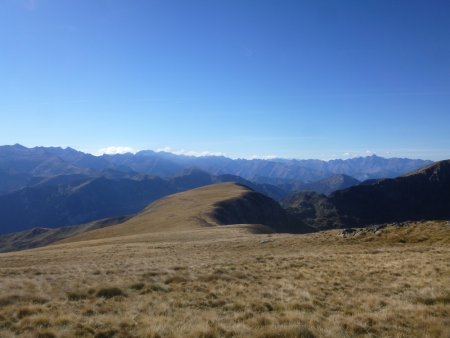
(0, 220, 449, 338)
(60, 183, 272, 244)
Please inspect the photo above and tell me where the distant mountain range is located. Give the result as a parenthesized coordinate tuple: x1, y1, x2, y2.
(0, 144, 436, 235)
(1, 159, 449, 251)
(0, 144, 431, 194)
(283, 160, 450, 229)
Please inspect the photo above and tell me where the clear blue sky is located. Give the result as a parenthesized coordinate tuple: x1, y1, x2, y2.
(1, 0, 449, 160)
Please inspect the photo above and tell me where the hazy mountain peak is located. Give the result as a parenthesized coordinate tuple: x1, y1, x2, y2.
(11, 143, 27, 149)
(135, 150, 157, 157)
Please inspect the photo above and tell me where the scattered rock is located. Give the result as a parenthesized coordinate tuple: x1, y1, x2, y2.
(340, 228, 358, 237)
(340, 221, 417, 238)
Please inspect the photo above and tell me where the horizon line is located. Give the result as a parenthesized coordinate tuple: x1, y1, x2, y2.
(1, 143, 440, 162)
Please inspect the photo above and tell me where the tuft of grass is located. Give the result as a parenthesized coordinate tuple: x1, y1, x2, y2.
(255, 325, 316, 338)
(0, 294, 48, 306)
(187, 321, 231, 338)
(94, 329, 118, 338)
(95, 287, 125, 299)
(67, 291, 89, 301)
(149, 283, 170, 293)
(164, 275, 189, 284)
(36, 331, 57, 338)
(129, 282, 145, 290)
(287, 302, 314, 312)
(416, 294, 450, 305)
(16, 306, 43, 319)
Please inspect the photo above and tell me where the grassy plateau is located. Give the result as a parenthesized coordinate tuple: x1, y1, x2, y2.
(0, 184, 449, 337)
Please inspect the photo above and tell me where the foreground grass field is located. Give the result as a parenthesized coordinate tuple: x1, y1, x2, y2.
(0, 221, 449, 338)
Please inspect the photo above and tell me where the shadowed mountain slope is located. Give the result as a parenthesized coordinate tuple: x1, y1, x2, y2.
(292, 174, 360, 195)
(0, 175, 174, 235)
(284, 160, 450, 229)
(62, 183, 296, 243)
(282, 191, 339, 230)
(0, 216, 130, 253)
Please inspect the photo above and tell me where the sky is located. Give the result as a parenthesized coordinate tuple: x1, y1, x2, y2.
(1, 0, 449, 160)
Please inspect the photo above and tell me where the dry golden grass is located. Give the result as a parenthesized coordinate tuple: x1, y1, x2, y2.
(0, 220, 449, 337)
(62, 183, 255, 243)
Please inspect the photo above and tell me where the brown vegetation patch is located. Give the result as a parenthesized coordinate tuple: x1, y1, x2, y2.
(95, 287, 126, 299)
(66, 291, 89, 301)
(0, 221, 448, 337)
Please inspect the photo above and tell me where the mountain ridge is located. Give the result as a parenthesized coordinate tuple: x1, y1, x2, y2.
(0, 169, 286, 235)
(0, 216, 130, 253)
(1, 160, 449, 251)
(60, 183, 295, 244)
(290, 174, 360, 195)
(0, 144, 432, 194)
(284, 159, 450, 229)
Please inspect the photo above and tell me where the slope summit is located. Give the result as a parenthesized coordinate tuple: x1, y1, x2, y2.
(62, 183, 288, 243)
